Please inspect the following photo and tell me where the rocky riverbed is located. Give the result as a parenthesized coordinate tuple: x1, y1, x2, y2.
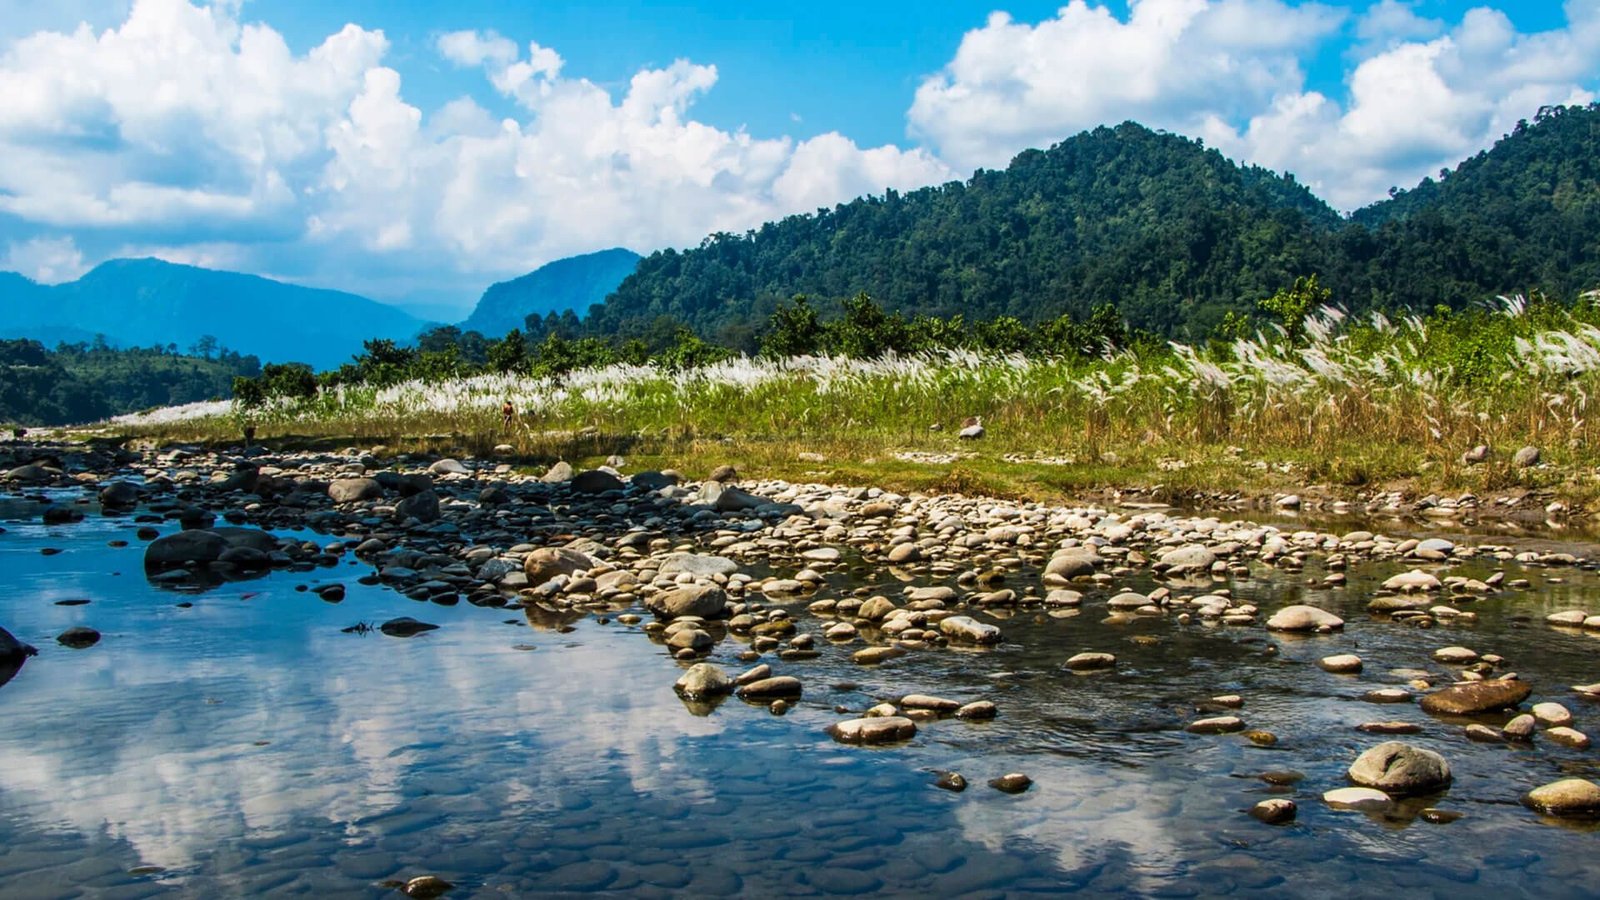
(4, 438, 1600, 896)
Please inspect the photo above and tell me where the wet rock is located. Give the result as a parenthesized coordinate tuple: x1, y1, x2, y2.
(989, 773, 1032, 794)
(657, 553, 738, 578)
(1532, 702, 1573, 727)
(99, 481, 141, 507)
(852, 646, 905, 665)
(1065, 651, 1117, 671)
(827, 716, 917, 745)
(1324, 787, 1391, 811)
(523, 547, 596, 584)
(1383, 569, 1442, 592)
(1158, 545, 1216, 576)
(395, 490, 441, 523)
(1358, 722, 1422, 735)
(1044, 550, 1099, 580)
(1319, 654, 1363, 673)
(0, 626, 36, 661)
(328, 478, 383, 503)
(1421, 808, 1464, 824)
(956, 700, 998, 720)
(144, 530, 227, 569)
(1419, 680, 1531, 716)
(900, 694, 960, 713)
(42, 506, 82, 524)
(1503, 714, 1537, 740)
(736, 676, 802, 699)
(886, 543, 922, 564)
(1187, 716, 1245, 734)
(1249, 799, 1296, 825)
(1523, 779, 1600, 817)
(1363, 688, 1413, 704)
(401, 874, 454, 898)
(856, 596, 898, 622)
(1433, 646, 1479, 664)
(1546, 726, 1591, 749)
(56, 626, 100, 649)
(666, 627, 713, 653)
(1347, 741, 1451, 795)
(934, 772, 968, 792)
(674, 663, 733, 699)
(1265, 605, 1344, 632)
(1463, 724, 1503, 743)
(938, 615, 1001, 644)
(571, 470, 624, 493)
(646, 584, 728, 620)
(379, 617, 439, 637)
(1548, 610, 1589, 626)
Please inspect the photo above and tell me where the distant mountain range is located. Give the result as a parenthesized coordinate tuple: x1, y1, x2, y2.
(461, 248, 641, 337)
(0, 259, 427, 371)
(586, 103, 1600, 347)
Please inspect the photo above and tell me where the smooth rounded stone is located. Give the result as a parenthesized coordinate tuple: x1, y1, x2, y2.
(0, 625, 34, 661)
(328, 477, 383, 503)
(1502, 714, 1537, 740)
(402, 874, 454, 898)
(428, 458, 470, 476)
(1158, 545, 1216, 576)
(1324, 786, 1393, 811)
(1065, 651, 1117, 671)
(956, 700, 998, 720)
(56, 626, 100, 649)
(856, 596, 898, 621)
(934, 771, 968, 792)
(1368, 594, 1432, 613)
(1044, 550, 1099, 580)
(1358, 721, 1422, 735)
(1574, 682, 1600, 697)
(1347, 742, 1452, 795)
(900, 693, 960, 713)
(1265, 604, 1344, 632)
(1319, 654, 1363, 674)
(379, 617, 439, 637)
(1532, 702, 1573, 727)
(523, 547, 596, 584)
(989, 773, 1032, 794)
(540, 460, 575, 483)
(1433, 645, 1481, 665)
(1512, 445, 1541, 468)
(143, 529, 227, 568)
(1416, 537, 1456, 555)
(394, 490, 441, 523)
(1547, 610, 1588, 626)
(1243, 729, 1278, 746)
(1044, 589, 1083, 607)
(827, 715, 917, 745)
(1384, 569, 1442, 592)
(570, 469, 624, 493)
(1106, 592, 1149, 610)
(1545, 727, 1591, 749)
(938, 615, 1002, 644)
(1523, 778, 1600, 816)
(1210, 694, 1244, 708)
(762, 579, 805, 595)
(99, 481, 141, 507)
(674, 663, 734, 699)
(886, 543, 922, 564)
(1364, 688, 1413, 704)
(1249, 798, 1296, 825)
(658, 552, 739, 578)
(647, 585, 728, 620)
(736, 676, 802, 700)
(1420, 679, 1532, 715)
(1463, 724, 1503, 743)
(852, 646, 906, 665)
(1187, 715, 1245, 734)
(865, 702, 900, 717)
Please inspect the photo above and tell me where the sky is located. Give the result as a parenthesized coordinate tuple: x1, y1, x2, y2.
(0, 0, 1595, 320)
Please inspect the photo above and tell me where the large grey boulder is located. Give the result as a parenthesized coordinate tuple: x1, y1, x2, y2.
(939, 615, 1002, 644)
(657, 553, 739, 578)
(395, 490, 441, 523)
(328, 478, 384, 503)
(523, 547, 596, 584)
(1347, 742, 1452, 795)
(571, 470, 624, 493)
(1158, 545, 1217, 576)
(1044, 550, 1099, 580)
(674, 663, 734, 699)
(99, 481, 141, 508)
(646, 584, 728, 620)
(144, 530, 228, 569)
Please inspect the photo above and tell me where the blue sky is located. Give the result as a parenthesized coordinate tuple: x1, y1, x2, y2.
(0, 1, 1596, 319)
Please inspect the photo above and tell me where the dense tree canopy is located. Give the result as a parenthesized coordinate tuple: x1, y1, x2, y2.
(0, 338, 260, 425)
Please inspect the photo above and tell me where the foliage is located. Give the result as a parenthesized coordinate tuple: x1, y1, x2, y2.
(0, 337, 259, 425)
(1258, 274, 1330, 344)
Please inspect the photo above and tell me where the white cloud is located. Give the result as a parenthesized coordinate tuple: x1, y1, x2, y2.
(908, 0, 1345, 173)
(911, 0, 1600, 211)
(2, 236, 89, 283)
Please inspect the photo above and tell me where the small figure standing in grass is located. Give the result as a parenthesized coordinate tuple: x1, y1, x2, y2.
(501, 399, 516, 430)
(242, 423, 256, 450)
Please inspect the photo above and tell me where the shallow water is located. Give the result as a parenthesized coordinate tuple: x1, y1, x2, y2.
(3, 497, 1600, 897)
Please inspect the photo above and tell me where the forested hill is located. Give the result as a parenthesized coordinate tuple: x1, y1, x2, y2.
(462, 247, 641, 338)
(586, 106, 1600, 348)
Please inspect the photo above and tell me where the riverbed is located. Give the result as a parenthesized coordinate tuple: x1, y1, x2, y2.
(2, 482, 1600, 898)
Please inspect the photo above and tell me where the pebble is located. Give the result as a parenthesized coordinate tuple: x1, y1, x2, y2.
(1249, 799, 1296, 825)
(988, 773, 1032, 794)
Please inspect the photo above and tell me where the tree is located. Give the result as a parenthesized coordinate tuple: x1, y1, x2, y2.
(190, 335, 219, 359)
(487, 330, 529, 374)
(1259, 274, 1330, 345)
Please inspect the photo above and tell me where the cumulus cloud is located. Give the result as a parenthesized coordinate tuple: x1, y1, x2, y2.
(912, 0, 1600, 211)
(2, 236, 89, 283)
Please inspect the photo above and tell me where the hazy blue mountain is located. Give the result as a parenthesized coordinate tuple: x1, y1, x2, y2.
(0, 259, 426, 370)
(462, 248, 641, 337)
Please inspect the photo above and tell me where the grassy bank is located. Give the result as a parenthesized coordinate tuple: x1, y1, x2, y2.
(102, 297, 1600, 510)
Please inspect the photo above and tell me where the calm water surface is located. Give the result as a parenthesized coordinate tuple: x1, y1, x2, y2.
(2, 495, 1599, 897)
